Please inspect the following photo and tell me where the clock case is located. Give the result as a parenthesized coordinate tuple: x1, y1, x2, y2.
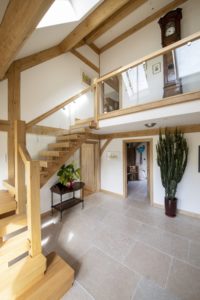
(158, 8, 183, 98)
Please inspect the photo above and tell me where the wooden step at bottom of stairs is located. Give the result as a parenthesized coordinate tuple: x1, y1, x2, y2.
(0, 253, 46, 300)
(0, 214, 27, 237)
(0, 231, 29, 268)
(18, 252, 74, 300)
(0, 191, 16, 215)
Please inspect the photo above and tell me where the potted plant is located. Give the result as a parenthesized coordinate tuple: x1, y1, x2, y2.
(156, 128, 188, 217)
(57, 163, 80, 188)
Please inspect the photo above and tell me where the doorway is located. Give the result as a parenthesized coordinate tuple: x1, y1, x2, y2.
(81, 141, 100, 196)
(123, 139, 153, 205)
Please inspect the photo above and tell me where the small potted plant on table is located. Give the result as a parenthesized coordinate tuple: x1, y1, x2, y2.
(156, 128, 188, 217)
(57, 163, 80, 188)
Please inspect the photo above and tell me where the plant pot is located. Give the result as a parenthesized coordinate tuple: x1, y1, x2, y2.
(165, 197, 177, 217)
(67, 181, 74, 189)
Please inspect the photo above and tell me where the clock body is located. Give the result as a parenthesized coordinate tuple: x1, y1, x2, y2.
(158, 8, 182, 98)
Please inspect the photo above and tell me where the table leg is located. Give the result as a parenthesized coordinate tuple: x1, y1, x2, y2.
(60, 194, 63, 221)
(82, 188, 84, 209)
(51, 192, 54, 216)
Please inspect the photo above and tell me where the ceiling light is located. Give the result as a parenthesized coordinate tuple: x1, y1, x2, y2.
(187, 41, 192, 46)
(145, 123, 157, 128)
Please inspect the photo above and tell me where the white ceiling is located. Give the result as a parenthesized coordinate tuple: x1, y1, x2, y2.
(94, 0, 173, 48)
(12, 0, 178, 60)
(15, 0, 103, 59)
(0, 0, 9, 24)
(97, 111, 200, 134)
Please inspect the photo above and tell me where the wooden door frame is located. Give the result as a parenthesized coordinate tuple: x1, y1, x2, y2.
(123, 138, 153, 205)
(80, 140, 100, 192)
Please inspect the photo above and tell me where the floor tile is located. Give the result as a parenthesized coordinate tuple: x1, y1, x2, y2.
(167, 259, 200, 300)
(124, 241, 171, 288)
(75, 247, 140, 300)
(61, 281, 94, 300)
(188, 241, 200, 268)
(93, 225, 135, 263)
(133, 278, 181, 300)
(136, 223, 189, 260)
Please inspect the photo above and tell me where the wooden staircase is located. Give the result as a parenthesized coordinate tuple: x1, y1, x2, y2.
(39, 129, 89, 187)
(0, 120, 74, 299)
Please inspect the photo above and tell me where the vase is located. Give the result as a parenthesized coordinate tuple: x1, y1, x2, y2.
(165, 197, 177, 217)
(67, 181, 74, 189)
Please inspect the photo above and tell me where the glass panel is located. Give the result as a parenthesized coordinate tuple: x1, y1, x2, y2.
(100, 76, 120, 114)
(99, 37, 200, 114)
(176, 39, 200, 93)
(37, 89, 94, 130)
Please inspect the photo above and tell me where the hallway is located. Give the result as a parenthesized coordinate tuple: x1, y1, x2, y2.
(127, 180, 149, 203)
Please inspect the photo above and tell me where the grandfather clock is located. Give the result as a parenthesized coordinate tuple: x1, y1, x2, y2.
(158, 8, 183, 98)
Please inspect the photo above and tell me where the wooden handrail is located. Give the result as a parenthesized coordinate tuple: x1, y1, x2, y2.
(26, 86, 92, 129)
(96, 31, 200, 83)
(19, 144, 31, 164)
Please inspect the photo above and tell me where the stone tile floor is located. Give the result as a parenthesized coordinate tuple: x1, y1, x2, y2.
(42, 181, 200, 300)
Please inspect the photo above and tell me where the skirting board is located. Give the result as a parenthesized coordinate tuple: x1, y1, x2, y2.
(100, 189, 123, 198)
(153, 203, 200, 219)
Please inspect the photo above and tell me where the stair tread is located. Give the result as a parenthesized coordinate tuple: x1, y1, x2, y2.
(0, 213, 27, 236)
(0, 231, 29, 266)
(18, 252, 74, 300)
(0, 253, 46, 299)
(0, 193, 16, 215)
(40, 150, 69, 157)
(48, 142, 70, 148)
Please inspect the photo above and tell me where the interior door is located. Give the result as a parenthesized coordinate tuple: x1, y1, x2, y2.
(81, 143, 97, 192)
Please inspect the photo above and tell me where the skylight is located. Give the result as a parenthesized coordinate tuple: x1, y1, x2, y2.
(37, 0, 100, 29)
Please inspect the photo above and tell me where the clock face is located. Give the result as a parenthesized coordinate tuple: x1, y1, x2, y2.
(165, 22, 175, 37)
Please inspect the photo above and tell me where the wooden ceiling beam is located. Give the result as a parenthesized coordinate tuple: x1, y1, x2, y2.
(70, 49, 100, 73)
(100, 0, 188, 53)
(16, 46, 61, 72)
(0, 0, 54, 79)
(59, 0, 130, 53)
(85, 0, 147, 44)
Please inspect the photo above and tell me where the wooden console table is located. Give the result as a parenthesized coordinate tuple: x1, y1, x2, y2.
(50, 182, 85, 221)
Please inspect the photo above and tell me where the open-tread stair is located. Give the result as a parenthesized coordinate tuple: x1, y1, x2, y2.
(0, 191, 16, 215)
(39, 129, 89, 187)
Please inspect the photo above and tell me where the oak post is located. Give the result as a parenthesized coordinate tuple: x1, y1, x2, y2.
(26, 160, 42, 257)
(14, 120, 26, 214)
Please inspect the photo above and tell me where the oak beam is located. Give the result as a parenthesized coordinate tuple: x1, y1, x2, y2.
(59, 0, 130, 53)
(85, 0, 147, 44)
(0, 0, 54, 79)
(17, 46, 61, 72)
(0, 120, 10, 132)
(70, 49, 100, 73)
(27, 125, 69, 136)
(100, 0, 188, 53)
(7, 62, 21, 183)
(100, 138, 112, 156)
(14, 120, 26, 214)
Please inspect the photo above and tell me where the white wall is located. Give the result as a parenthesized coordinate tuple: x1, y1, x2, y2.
(21, 52, 98, 127)
(100, 0, 200, 75)
(101, 133, 200, 215)
(0, 50, 98, 212)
